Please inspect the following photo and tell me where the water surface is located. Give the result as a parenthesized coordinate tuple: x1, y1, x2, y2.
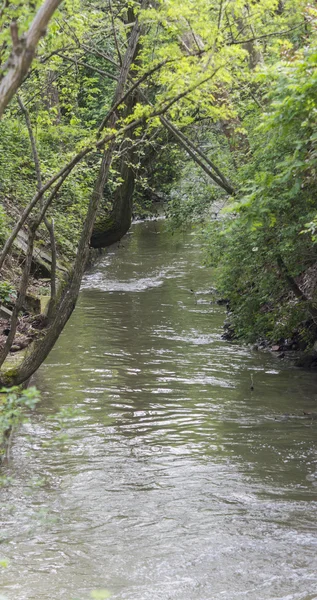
(1, 220, 317, 600)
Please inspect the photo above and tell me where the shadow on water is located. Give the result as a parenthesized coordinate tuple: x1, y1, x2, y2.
(1, 220, 317, 600)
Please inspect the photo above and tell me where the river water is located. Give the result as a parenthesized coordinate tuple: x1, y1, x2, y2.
(1, 220, 317, 600)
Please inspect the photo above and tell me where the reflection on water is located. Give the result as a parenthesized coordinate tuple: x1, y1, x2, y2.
(1, 221, 317, 600)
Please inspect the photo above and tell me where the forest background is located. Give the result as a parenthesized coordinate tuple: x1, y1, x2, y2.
(0, 0, 317, 391)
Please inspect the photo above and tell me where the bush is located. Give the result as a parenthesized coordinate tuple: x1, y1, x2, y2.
(0, 281, 17, 305)
(203, 44, 317, 344)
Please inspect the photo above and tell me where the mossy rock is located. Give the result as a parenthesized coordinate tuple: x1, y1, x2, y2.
(0, 349, 26, 386)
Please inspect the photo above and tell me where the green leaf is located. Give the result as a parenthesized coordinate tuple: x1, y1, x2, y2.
(90, 590, 112, 600)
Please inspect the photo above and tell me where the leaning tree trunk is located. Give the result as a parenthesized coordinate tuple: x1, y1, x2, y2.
(90, 150, 136, 248)
(90, 90, 138, 249)
(90, 7, 141, 249)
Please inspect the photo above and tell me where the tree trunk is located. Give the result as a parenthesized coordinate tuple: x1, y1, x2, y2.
(17, 94, 58, 321)
(91, 6, 142, 249)
(0, 226, 35, 367)
(90, 153, 136, 248)
(45, 70, 61, 124)
(91, 88, 139, 248)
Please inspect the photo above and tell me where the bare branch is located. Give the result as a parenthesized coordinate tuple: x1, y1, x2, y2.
(229, 24, 304, 46)
(56, 52, 119, 82)
(98, 58, 170, 135)
(10, 21, 19, 49)
(161, 116, 234, 194)
(109, 0, 122, 66)
(17, 94, 58, 319)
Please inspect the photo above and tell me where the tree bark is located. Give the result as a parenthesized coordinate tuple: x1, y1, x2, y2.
(45, 70, 61, 124)
(236, 5, 263, 70)
(90, 148, 136, 248)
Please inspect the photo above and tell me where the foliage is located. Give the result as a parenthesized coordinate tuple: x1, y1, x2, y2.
(0, 0, 315, 361)
(0, 1, 119, 255)
(132, 129, 184, 216)
(0, 386, 40, 458)
(0, 281, 16, 305)
(202, 41, 317, 343)
(0, 203, 7, 242)
(90, 591, 112, 600)
(166, 129, 235, 228)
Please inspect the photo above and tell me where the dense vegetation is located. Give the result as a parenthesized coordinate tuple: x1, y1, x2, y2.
(0, 0, 317, 392)
(202, 38, 317, 346)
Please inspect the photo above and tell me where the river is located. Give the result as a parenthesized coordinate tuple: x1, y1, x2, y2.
(1, 220, 317, 600)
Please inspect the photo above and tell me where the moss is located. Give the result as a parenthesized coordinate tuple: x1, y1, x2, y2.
(0, 350, 26, 386)
(92, 215, 116, 234)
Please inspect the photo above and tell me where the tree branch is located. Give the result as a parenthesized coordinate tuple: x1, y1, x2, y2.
(277, 254, 317, 321)
(228, 24, 304, 46)
(0, 66, 224, 270)
(56, 52, 119, 82)
(109, 0, 122, 66)
(17, 94, 58, 320)
(0, 0, 63, 117)
(160, 116, 234, 194)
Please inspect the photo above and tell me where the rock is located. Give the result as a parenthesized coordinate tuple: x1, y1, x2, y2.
(0, 305, 12, 319)
(30, 314, 48, 329)
(303, 411, 317, 420)
(222, 321, 235, 341)
(10, 340, 29, 353)
(23, 293, 41, 314)
(295, 354, 317, 369)
(10, 344, 21, 353)
(40, 295, 50, 315)
(14, 230, 68, 278)
(216, 298, 230, 306)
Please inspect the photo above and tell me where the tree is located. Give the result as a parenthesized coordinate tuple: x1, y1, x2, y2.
(0, 0, 311, 384)
(90, 0, 306, 245)
(0, 0, 63, 117)
(0, 1, 144, 383)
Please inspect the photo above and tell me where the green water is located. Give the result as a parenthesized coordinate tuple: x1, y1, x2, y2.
(1, 220, 317, 600)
